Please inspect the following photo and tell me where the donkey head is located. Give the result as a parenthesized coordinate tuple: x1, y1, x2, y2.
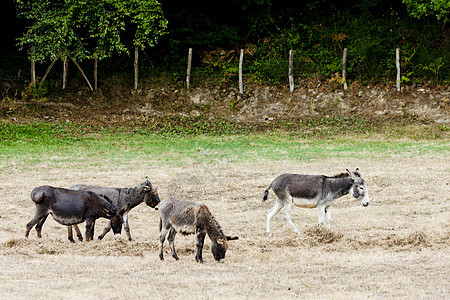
(142, 177, 161, 208)
(211, 235, 239, 262)
(347, 168, 370, 207)
(101, 195, 129, 239)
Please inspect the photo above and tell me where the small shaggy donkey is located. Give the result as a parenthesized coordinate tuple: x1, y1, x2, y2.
(158, 199, 238, 263)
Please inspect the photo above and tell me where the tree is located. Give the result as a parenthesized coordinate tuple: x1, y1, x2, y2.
(16, 0, 167, 62)
(403, 0, 450, 23)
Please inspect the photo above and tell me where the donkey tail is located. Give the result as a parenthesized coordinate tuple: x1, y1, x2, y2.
(31, 187, 46, 203)
(263, 182, 273, 201)
(159, 218, 162, 232)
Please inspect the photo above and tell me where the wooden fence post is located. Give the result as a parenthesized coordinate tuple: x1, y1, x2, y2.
(31, 60, 36, 86)
(62, 56, 68, 89)
(186, 48, 192, 90)
(94, 57, 98, 91)
(134, 46, 139, 90)
(289, 50, 294, 93)
(342, 48, 348, 91)
(239, 49, 244, 94)
(396, 48, 400, 92)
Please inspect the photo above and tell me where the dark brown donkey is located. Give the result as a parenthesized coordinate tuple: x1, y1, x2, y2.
(158, 199, 238, 263)
(70, 177, 160, 241)
(25, 185, 127, 242)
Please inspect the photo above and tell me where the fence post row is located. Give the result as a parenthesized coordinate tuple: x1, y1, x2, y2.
(28, 47, 405, 92)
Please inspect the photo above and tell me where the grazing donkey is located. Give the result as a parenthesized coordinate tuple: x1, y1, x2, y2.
(263, 168, 370, 236)
(25, 185, 127, 242)
(158, 199, 238, 263)
(70, 177, 160, 241)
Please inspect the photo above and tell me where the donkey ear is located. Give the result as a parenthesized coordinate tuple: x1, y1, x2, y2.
(217, 238, 226, 245)
(354, 168, 361, 177)
(226, 235, 239, 241)
(346, 169, 352, 176)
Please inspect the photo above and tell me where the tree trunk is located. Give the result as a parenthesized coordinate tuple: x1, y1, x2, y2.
(69, 56, 93, 92)
(41, 58, 58, 83)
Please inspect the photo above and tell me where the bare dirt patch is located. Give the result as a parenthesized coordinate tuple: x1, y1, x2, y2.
(0, 154, 449, 298)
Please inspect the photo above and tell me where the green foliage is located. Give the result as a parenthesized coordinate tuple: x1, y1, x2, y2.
(403, 0, 450, 23)
(15, 0, 167, 62)
(21, 80, 48, 101)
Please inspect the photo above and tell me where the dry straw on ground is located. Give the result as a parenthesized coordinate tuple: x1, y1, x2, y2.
(0, 154, 449, 299)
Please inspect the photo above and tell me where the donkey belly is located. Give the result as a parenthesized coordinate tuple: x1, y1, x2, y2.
(292, 197, 316, 208)
(50, 211, 84, 225)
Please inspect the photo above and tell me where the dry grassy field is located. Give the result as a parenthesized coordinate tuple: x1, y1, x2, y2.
(1, 149, 449, 299)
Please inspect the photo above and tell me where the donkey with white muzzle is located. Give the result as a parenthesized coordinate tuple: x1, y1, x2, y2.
(263, 168, 369, 236)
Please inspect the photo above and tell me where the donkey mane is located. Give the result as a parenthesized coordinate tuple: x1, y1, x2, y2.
(196, 205, 226, 240)
(330, 172, 350, 179)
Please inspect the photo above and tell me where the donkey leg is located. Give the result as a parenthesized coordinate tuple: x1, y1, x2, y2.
(167, 227, 179, 260)
(195, 231, 206, 263)
(159, 223, 170, 260)
(74, 224, 83, 241)
(317, 206, 326, 226)
(266, 197, 284, 236)
(67, 226, 75, 243)
(325, 206, 332, 229)
(122, 213, 132, 241)
(34, 213, 49, 238)
(25, 217, 40, 238)
(283, 199, 301, 235)
(85, 219, 96, 241)
(98, 221, 111, 240)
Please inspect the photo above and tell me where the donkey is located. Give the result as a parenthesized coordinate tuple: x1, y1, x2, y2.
(263, 168, 370, 236)
(70, 177, 160, 241)
(158, 199, 238, 263)
(25, 185, 127, 242)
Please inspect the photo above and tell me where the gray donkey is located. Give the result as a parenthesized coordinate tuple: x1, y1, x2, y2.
(70, 177, 160, 241)
(263, 168, 370, 236)
(158, 199, 238, 263)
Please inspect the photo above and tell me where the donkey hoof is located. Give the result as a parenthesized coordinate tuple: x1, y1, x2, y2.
(267, 232, 273, 237)
(98, 235, 103, 240)
(68, 237, 75, 243)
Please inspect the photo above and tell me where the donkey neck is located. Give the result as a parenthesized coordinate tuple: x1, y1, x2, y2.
(324, 176, 354, 199)
(198, 208, 225, 241)
(121, 187, 144, 208)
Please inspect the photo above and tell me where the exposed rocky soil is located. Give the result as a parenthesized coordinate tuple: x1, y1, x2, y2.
(1, 81, 449, 128)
